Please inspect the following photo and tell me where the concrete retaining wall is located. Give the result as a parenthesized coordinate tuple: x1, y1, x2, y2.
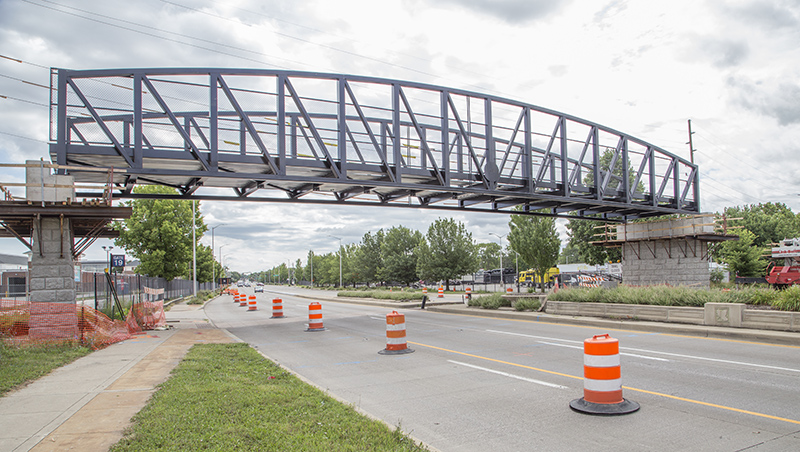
(545, 300, 800, 332)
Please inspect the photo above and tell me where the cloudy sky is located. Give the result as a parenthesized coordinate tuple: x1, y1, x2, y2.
(1, 0, 799, 272)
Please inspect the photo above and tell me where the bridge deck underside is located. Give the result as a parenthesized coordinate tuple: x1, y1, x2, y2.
(49, 69, 701, 219)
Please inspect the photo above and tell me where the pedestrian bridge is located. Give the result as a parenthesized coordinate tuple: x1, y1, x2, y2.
(49, 68, 699, 219)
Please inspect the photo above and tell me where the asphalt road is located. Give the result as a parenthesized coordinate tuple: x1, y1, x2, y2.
(206, 286, 800, 452)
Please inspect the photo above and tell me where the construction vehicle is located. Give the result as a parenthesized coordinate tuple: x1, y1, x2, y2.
(765, 238, 800, 287)
(518, 267, 559, 288)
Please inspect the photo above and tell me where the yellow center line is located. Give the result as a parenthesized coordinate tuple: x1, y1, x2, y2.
(408, 340, 800, 426)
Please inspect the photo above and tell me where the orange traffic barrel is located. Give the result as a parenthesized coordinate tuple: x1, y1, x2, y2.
(437, 287, 444, 298)
(378, 311, 414, 355)
(233, 294, 240, 304)
(271, 298, 284, 318)
(422, 287, 428, 295)
(305, 302, 325, 332)
(506, 287, 513, 293)
(248, 295, 257, 311)
(239, 295, 248, 307)
(570, 333, 639, 415)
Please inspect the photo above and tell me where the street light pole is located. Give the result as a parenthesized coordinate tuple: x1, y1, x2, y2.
(102, 245, 114, 310)
(211, 224, 226, 291)
(328, 235, 342, 288)
(102, 245, 114, 272)
(191, 200, 196, 298)
(490, 233, 507, 290)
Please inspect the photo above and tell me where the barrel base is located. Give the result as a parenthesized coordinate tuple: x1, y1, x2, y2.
(270, 315, 285, 319)
(305, 327, 326, 332)
(569, 397, 639, 415)
(378, 347, 415, 355)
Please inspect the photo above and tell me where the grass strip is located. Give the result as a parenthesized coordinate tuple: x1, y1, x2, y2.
(0, 342, 91, 396)
(111, 343, 429, 452)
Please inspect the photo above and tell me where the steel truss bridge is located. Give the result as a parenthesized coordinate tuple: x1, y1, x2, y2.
(49, 68, 700, 220)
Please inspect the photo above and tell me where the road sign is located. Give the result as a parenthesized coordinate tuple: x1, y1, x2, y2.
(111, 254, 125, 268)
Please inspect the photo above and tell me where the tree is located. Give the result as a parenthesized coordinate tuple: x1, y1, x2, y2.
(183, 244, 222, 283)
(508, 211, 561, 292)
(115, 186, 207, 281)
(476, 242, 502, 269)
(353, 230, 384, 286)
(722, 203, 800, 247)
(715, 229, 767, 277)
(416, 218, 478, 290)
(380, 226, 422, 286)
(557, 242, 581, 265)
(341, 243, 360, 287)
(566, 216, 620, 265)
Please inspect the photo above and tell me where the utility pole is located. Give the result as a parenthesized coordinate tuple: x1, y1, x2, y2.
(686, 119, 696, 164)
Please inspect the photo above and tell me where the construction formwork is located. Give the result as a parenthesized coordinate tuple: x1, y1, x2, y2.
(593, 215, 738, 287)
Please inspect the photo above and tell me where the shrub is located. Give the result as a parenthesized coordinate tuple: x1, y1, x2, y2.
(337, 290, 424, 302)
(470, 293, 510, 310)
(513, 299, 541, 311)
(773, 286, 800, 311)
(547, 285, 795, 309)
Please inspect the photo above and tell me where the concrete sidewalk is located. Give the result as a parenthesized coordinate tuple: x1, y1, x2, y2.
(0, 303, 233, 452)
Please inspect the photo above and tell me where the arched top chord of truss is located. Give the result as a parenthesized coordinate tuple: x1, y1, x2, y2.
(49, 68, 700, 220)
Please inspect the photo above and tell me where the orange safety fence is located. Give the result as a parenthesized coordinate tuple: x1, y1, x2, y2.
(1, 299, 166, 349)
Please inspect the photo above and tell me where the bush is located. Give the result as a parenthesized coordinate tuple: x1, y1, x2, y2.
(513, 299, 541, 311)
(773, 286, 800, 311)
(470, 293, 511, 310)
(546, 284, 800, 311)
(337, 290, 424, 302)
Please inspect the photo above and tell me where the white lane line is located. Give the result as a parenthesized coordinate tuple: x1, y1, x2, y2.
(618, 346, 800, 373)
(537, 341, 669, 362)
(487, 329, 800, 371)
(448, 360, 567, 389)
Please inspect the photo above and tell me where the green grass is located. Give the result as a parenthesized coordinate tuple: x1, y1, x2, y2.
(111, 343, 429, 452)
(0, 341, 92, 396)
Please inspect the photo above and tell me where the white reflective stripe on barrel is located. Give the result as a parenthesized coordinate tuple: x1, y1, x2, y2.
(584, 354, 620, 367)
(584, 377, 622, 392)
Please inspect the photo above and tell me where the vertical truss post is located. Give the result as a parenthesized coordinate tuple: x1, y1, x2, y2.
(673, 157, 680, 208)
(337, 77, 347, 180)
(277, 74, 286, 174)
(209, 73, 219, 171)
(592, 126, 600, 199)
(55, 69, 68, 169)
(560, 116, 569, 198)
(392, 83, 402, 183)
(133, 73, 143, 169)
(440, 90, 450, 186)
(523, 107, 532, 192)
(649, 147, 657, 206)
(622, 137, 630, 203)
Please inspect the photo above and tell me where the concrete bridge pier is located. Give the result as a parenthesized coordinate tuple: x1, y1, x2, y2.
(29, 216, 76, 303)
(26, 161, 77, 304)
